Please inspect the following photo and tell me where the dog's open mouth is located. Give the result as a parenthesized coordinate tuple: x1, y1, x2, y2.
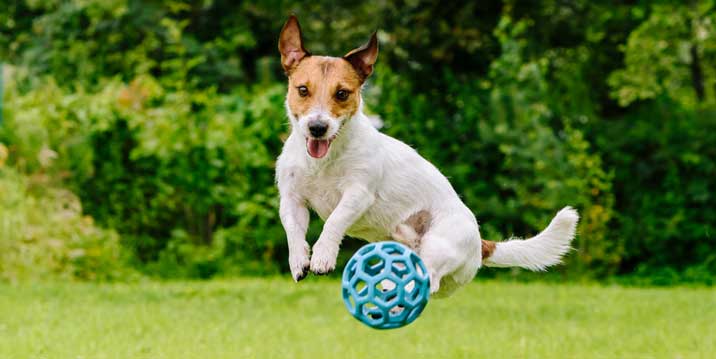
(307, 137, 334, 159)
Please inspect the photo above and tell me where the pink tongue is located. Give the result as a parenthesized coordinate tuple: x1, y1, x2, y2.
(307, 139, 330, 158)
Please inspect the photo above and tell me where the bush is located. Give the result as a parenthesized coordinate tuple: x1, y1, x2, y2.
(0, 166, 130, 282)
(1, 73, 290, 278)
(593, 102, 716, 276)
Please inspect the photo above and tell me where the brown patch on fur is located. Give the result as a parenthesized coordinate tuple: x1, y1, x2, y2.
(404, 210, 432, 236)
(286, 56, 363, 120)
(481, 240, 497, 260)
(391, 210, 432, 250)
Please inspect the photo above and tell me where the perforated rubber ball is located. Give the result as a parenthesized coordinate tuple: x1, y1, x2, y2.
(341, 241, 430, 329)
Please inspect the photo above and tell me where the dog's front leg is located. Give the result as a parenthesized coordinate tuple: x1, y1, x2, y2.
(279, 192, 311, 282)
(310, 185, 375, 274)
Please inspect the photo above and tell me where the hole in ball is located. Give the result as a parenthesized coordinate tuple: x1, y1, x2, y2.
(356, 279, 368, 296)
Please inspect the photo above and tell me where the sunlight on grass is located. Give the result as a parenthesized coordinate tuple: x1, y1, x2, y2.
(0, 279, 714, 358)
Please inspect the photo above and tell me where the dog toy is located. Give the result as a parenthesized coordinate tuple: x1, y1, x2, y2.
(341, 241, 430, 329)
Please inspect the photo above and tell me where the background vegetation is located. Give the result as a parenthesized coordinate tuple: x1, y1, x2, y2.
(1, 0, 715, 284)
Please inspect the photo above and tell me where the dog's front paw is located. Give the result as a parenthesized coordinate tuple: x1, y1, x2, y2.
(289, 244, 311, 282)
(310, 241, 338, 275)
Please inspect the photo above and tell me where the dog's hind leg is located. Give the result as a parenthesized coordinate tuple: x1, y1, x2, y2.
(418, 214, 481, 297)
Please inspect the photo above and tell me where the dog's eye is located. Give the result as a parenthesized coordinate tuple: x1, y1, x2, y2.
(297, 86, 309, 97)
(335, 89, 349, 101)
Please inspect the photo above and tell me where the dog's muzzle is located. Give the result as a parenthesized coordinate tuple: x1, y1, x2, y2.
(306, 120, 332, 159)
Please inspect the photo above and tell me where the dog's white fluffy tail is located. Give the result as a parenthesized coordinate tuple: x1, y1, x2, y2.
(483, 207, 579, 271)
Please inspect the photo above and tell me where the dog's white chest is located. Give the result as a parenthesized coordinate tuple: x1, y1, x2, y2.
(284, 162, 343, 220)
(292, 166, 389, 241)
(302, 179, 342, 221)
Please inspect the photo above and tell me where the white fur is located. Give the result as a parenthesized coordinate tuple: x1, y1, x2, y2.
(483, 207, 579, 271)
(276, 98, 579, 296)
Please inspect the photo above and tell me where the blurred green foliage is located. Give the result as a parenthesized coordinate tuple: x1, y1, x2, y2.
(0, 165, 130, 282)
(1, 0, 714, 284)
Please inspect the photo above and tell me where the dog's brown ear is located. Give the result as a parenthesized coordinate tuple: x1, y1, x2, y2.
(344, 32, 379, 80)
(279, 15, 309, 74)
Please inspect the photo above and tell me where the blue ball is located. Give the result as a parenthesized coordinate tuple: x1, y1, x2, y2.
(341, 241, 430, 329)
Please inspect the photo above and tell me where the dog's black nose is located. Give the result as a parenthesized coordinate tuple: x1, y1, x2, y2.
(308, 121, 328, 137)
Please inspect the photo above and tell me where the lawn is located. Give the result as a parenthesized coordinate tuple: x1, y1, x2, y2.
(0, 278, 713, 358)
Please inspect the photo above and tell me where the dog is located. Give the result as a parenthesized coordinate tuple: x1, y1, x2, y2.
(275, 15, 579, 296)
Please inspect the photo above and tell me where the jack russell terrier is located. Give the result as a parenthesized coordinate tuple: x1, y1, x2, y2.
(275, 15, 579, 296)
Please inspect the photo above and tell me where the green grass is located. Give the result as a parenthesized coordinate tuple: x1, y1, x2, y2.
(0, 279, 714, 358)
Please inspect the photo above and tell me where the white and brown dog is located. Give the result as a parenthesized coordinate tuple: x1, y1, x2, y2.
(275, 16, 579, 296)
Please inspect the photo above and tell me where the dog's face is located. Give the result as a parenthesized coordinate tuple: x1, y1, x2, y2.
(279, 16, 378, 159)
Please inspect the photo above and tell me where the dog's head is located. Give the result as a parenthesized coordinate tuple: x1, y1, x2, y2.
(279, 15, 378, 159)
